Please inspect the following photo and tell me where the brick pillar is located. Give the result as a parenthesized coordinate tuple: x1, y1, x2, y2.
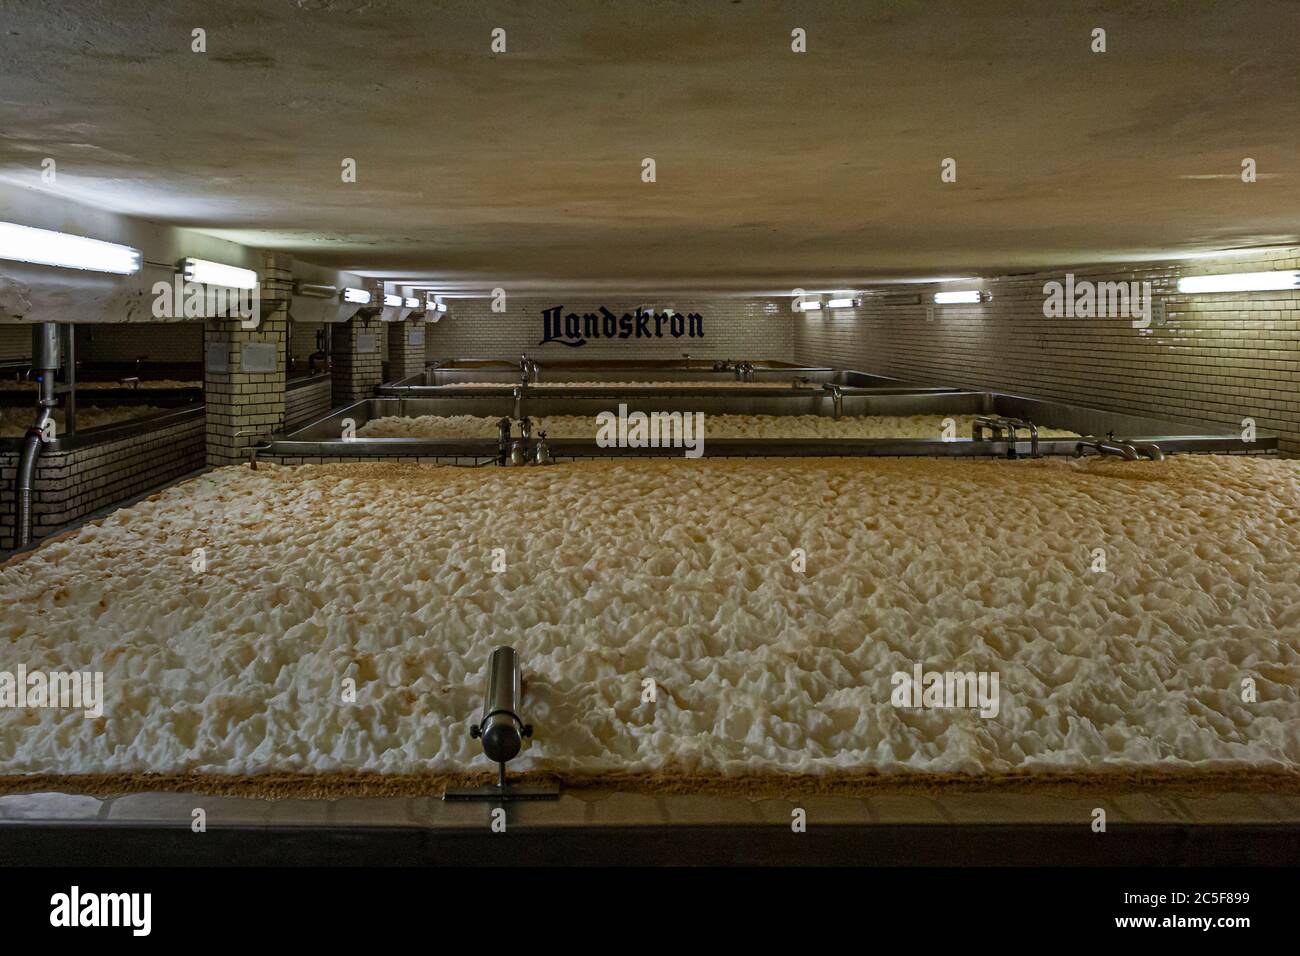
(386, 315, 426, 381)
(203, 253, 290, 467)
(331, 281, 387, 406)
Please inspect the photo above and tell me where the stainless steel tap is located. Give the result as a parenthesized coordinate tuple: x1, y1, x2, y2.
(823, 383, 844, 420)
(533, 430, 552, 465)
(509, 416, 532, 466)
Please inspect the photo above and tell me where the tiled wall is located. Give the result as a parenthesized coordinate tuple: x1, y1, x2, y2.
(285, 375, 332, 429)
(75, 322, 203, 364)
(0, 326, 28, 364)
(331, 315, 387, 406)
(425, 297, 794, 362)
(0, 410, 205, 551)
(794, 248, 1300, 455)
(387, 318, 426, 381)
(2, 323, 204, 367)
(203, 310, 288, 466)
(289, 320, 327, 364)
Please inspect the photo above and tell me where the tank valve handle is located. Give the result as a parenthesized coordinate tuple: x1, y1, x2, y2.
(533, 430, 552, 466)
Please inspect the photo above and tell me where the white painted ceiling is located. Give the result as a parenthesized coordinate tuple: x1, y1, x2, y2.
(1, 0, 1297, 295)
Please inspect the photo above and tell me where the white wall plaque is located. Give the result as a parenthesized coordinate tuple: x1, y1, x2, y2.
(240, 342, 278, 373)
(205, 343, 230, 373)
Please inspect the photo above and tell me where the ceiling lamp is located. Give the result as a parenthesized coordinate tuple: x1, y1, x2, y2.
(1177, 271, 1300, 293)
(180, 257, 258, 290)
(0, 221, 141, 275)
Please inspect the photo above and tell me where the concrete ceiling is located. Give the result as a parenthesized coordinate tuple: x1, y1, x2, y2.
(1, 0, 1298, 295)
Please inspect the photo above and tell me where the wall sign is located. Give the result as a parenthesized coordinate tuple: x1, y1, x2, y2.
(539, 305, 703, 348)
(204, 343, 230, 373)
(240, 342, 278, 373)
(408, 328, 425, 347)
(357, 333, 378, 353)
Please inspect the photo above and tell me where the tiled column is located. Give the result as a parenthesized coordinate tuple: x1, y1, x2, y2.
(203, 253, 290, 467)
(386, 314, 427, 381)
(331, 281, 387, 406)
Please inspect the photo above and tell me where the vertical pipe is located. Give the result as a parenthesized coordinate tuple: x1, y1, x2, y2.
(16, 323, 61, 547)
(64, 324, 76, 436)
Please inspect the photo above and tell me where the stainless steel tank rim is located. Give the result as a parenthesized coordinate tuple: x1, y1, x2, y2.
(428, 359, 836, 371)
(263, 435, 1274, 457)
(377, 385, 960, 398)
(0, 403, 204, 453)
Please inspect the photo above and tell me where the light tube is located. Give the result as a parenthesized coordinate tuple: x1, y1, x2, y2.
(933, 290, 981, 304)
(181, 257, 258, 290)
(404, 297, 420, 309)
(341, 287, 372, 305)
(1177, 271, 1300, 294)
(827, 297, 857, 309)
(383, 294, 403, 307)
(0, 221, 141, 275)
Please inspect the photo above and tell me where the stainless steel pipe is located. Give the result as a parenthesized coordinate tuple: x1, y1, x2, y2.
(823, 383, 844, 420)
(16, 323, 61, 547)
(1074, 436, 1141, 461)
(444, 645, 557, 801)
(469, 646, 532, 765)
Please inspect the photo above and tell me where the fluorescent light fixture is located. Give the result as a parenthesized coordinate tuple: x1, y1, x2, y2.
(436, 302, 448, 313)
(425, 293, 441, 310)
(341, 287, 372, 305)
(827, 297, 858, 309)
(403, 297, 419, 309)
(1177, 270, 1300, 294)
(294, 282, 337, 299)
(797, 299, 822, 312)
(934, 290, 982, 304)
(0, 221, 141, 275)
(180, 257, 258, 290)
(383, 294, 403, 307)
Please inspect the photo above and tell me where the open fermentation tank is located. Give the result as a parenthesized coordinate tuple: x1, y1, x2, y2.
(403, 358, 908, 387)
(266, 386, 1275, 460)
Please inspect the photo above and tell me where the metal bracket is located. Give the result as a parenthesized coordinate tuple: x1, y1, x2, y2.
(442, 765, 560, 802)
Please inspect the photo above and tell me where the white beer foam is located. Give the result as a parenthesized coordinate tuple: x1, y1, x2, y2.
(0, 456, 1296, 778)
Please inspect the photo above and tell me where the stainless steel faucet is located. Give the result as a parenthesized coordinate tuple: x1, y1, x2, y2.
(533, 430, 552, 465)
(509, 416, 533, 466)
(823, 383, 844, 420)
(1074, 433, 1164, 461)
